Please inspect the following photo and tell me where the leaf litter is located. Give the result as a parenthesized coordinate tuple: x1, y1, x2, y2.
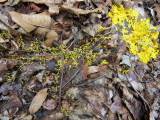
(0, 0, 160, 120)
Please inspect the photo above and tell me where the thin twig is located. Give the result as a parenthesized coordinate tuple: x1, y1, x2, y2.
(52, 68, 81, 95)
(62, 68, 81, 88)
(58, 33, 64, 112)
(76, 71, 112, 87)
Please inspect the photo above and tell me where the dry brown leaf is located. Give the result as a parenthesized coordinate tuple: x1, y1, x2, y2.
(46, 30, 58, 40)
(63, 33, 74, 46)
(123, 98, 144, 120)
(22, 0, 62, 5)
(9, 11, 51, 32)
(9, 11, 36, 32)
(150, 98, 159, 120)
(154, 5, 160, 19)
(82, 23, 100, 36)
(127, 70, 143, 92)
(29, 88, 48, 114)
(61, 6, 102, 16)
(44, 30, 58, 47)
(88, 66, 99, 75)
(23, 12, 51, 28)
(110, 95, 123, 113)
(34, 27, 50, 36)
(48, 5, 59, 14)
(43, 99, 57, 110)
(122, 87, 133, 100)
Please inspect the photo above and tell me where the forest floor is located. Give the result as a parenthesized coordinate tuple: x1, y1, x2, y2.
(0, 0, 160, 120)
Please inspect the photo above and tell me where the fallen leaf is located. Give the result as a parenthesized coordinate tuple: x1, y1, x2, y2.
(29, 88, 48, 114)
(30, 3, 41, 12)
(123, 98, 144, 120)
(43, 99, 57, 110)
(46, 59, 59, 72)
(88, 66, 99, 75)
(82, 23, 100, 37)
(61, 5, 102, 16)
(9, 11, 36, 32)
(120, 55, 131, 67)
(22, 0, 62, 5)
(150, 98, 159, 120)
(154, 4, 160, 19)
(110, 95, 123, 113)
(48, 5, 59, 15)
(45, 30, 59, 47)
(34, 27, 49, 36)
(0, 94, 22, 113)
(9, 11, 51, 32)
(127, 70, 143, 92)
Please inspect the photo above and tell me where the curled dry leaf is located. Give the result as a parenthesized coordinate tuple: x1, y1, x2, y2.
(82, 23, 101, 37)
(88, 66, 99, 75)
(61, 5, 102, 16)
(9, 11, 36, 32)
(44, 30, 58, 47)
(22, 0, 62, 5)
(9, 11, 51, 32)
(43, 99, 57, 110)
(34, 27, 49, 36)
(29, 88, 48, 114)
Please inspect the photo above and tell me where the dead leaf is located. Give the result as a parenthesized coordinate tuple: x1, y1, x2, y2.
(61, 6, 102, 16)
(30, 3, 41, 12)
(22, 0, 62, 5)
(9, 11, 36, 32)
(43, 99, 57, 110)
(123, 98, 144, 120)
(82, 23, 100, 37)
(82, 63, 88, 80)
(48, 5, 59, 15)
(88, 66, 99, 75)
(0, 94, 22, 113)
(63, 33, 74, 46)
(9, 11, 51, 32)
(29, 88, 48, 114)
(150, 98, 159, 120)
(46, 59, 59, 72)
(34, 27, 49, 36)
(44, 30, 58, 47)
(154, 4, 160, 19)
(127, 70, 143, 92)
(120, 55, 131, 67)
(110, 95, 123, 113)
